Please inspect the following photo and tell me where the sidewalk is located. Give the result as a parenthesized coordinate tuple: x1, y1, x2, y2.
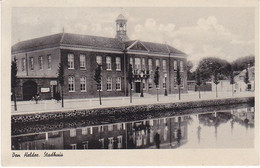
(11, 91, 254, 114)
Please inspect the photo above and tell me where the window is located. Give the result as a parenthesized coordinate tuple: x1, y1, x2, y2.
(22, 58, 26, 71)
(108, 125, 113, 131)
(71, 144, 77, 150)
(107, 77, 112, 91)
(82, 141, 88, 149)
(80, 77, 86, 91)
(70, 129, 76, 137)
(164, 127, 168, 141)
(148, 78, 153, 89)
(130, 57, 133, 65)
(135, 58, 141, 70)
(98, 126, 104, 132)
(150, 130, 154, 143)
(96, 56, 102, 65)
(180, 61, 184, 72)
(117, 123, 123, 130)
(163, 77, 166, 89)
(174, 60, 177, 71)
(29, 57, 34, 70)
(82, 127, 88, 135)
(68, 54, 74, 69)
(117, 136, 123, 149)
(181, 78, 184, 88)
(148, 59, 152, 71)
(116, 57, 121, 71)
(143, 80, 146, 90)
(39, 56, 43, 70)
(142, 58, 146, 70)
(108, 137, 114, 149)
(116, 77, 121, 91)
(68, 76, 75, 92)
(80, 54, 86, 69)
(47, 55, 51, 69)
(156, 59, 160, 68)
(99, 139, 105, 149)
(163, 60, 166, 72)
(106, 56, 112, 70)
(174, 77, 177, 88)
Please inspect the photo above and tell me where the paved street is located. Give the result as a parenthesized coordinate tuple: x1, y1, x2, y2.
(11, 91, 254, 114)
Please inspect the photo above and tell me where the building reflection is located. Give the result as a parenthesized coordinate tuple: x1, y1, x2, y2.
(231, 107, 254, 128)
(11, 106, 254, 150)
(12, 116, 189, 150)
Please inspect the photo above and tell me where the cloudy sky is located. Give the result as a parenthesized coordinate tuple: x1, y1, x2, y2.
(12, 7, 255, 67)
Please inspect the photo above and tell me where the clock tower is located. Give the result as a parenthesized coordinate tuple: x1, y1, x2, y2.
(115, 14, 129, 42)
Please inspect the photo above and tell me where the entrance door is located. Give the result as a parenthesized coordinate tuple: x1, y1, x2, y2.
(136, 82, 141, 93)
(23, 80, 37, 100)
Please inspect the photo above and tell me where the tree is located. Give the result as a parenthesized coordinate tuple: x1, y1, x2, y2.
(231, 55, 255, 72)
(230, 69, 235, 96)
(57, 62, 64, 107)
(213, 70, 220, 98)
(127, 64, 134, 103)
(11, 58, 18, 111)
(187, 61, 195, 80)
(153, 66, 160, 101)
(94, 64, 102, 105)
(196, 69, 202, 99)
(197, 57, 231, 81)
(176, 67, 181, 100)
(244, 67, 249, 90)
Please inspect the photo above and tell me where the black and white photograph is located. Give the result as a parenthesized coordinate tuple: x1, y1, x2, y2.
(2, 0, 259, 166)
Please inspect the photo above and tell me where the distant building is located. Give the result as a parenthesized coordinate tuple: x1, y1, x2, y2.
(234, 66, 255, 92)
(12, 14, 188, 100)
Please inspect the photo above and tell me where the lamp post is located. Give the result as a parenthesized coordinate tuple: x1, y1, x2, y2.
(164, 73, 168, 96)
(140, 71, 144, 97)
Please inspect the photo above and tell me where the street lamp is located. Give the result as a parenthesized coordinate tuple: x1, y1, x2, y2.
(164, 73, 168, 96)
(140, 71, 144, 97)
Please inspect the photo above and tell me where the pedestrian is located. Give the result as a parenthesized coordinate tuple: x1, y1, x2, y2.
(154, 132, 160, 149)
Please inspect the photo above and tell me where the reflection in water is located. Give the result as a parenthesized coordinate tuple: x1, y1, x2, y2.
(11, 105, 254, 150)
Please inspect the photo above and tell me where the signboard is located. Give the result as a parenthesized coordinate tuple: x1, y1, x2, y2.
(41, 88, 50, 93)
(50, 81, 57, 85)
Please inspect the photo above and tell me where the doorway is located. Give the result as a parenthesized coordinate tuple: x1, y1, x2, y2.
(23, 80, 37, 100)
(135, 82, 141, 93)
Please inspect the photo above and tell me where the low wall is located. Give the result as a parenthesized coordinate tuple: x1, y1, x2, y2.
(11, 97, 254, 124)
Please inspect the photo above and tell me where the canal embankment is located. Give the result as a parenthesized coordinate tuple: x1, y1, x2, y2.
(11, 96, 254, 124)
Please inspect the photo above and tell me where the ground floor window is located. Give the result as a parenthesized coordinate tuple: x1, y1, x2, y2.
(174, 77, 177, 88)
(107, 77, 112, 91)
(148, 78, 153, 89)
(71, 144, 77, 150)
(143, 80, 146, 90)
(80, 77, 86, 91)
(68, 76, 75, 92)
(116, 77, 121, 91)
(163, 77, 166, 89)
(82, 141, 88, 149)
(97, 77, 102, 91)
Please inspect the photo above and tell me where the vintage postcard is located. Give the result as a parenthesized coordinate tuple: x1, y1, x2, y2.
(1, 0, 259, 166)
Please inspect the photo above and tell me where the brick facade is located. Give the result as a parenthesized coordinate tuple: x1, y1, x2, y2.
(12, 15, 188, 100)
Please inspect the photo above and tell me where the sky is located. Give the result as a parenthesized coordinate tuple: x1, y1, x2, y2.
(12, 7, 255, 68)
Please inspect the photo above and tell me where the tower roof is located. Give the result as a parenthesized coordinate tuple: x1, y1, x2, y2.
(116, 14, 126, 21)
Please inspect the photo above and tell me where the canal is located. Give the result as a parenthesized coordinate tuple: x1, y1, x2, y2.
(11, 103, 254, 150)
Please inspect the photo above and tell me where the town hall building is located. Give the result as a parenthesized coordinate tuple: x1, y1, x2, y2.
(12, 14, 188, 100)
